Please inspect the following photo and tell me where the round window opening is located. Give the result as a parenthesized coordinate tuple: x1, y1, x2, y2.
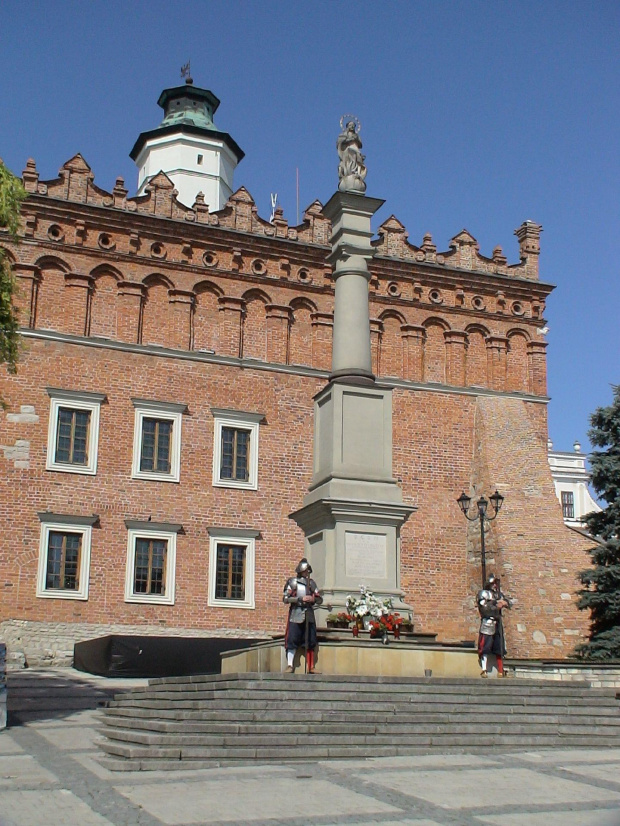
(48, 224, 63, 241)
(151, 242, 165, 258)
(472, 295, 485, 310)
(429, 289, 443, 304)
(202, 251, 218, 267)
(387, 282, 401, 297)
(251, 259, 267, 275)
(298, 268, 311, 283)
(512, 301, 524, 316)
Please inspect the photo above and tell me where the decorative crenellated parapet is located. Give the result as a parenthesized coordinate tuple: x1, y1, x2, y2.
(374, 215, 418, 260)
(112, 177, 128, 209)
(271, 207, 289, 239)
(21, 159, 39, 193)
(514, 221, 543, 280)
(297, 201, 331, 246)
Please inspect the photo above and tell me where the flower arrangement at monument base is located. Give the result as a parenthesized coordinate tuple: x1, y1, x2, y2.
(326, 612, 353, 629)
(368, 613, 404, 638)
(345, 586, 394, 630)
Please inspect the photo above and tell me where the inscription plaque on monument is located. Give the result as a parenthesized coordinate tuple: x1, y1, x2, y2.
(345, 531, 387, 579)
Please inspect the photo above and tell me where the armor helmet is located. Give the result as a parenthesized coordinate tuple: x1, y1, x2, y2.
(296, 558, 312, 576)
(486, 573, 500, 588)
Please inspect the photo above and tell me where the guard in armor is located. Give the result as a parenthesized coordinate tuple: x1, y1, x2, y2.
(477, 574, 511, 677)
(283, 558, 323, 674)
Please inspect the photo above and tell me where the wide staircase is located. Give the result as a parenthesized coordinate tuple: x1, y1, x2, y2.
(97, 672, 620, 770)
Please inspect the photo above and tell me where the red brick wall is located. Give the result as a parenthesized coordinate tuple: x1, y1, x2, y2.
(0, 180, 586, 659)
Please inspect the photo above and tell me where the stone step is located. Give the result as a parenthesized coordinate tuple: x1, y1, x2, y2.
(101, 710, 620, 733)
(106, 696, 618, 715)
(115, 685, 616, 704)
(99, 733, 620, 764)
(125, 677, 610, 696)
(97, 673, 620, 769)
(103, 702, 617, 723)
(101, 720, 620, 748)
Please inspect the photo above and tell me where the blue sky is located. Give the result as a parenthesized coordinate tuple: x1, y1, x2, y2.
(1, 1, 618, 454)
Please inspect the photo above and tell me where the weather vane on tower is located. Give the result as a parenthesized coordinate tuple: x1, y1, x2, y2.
(181, 61, 192, 83)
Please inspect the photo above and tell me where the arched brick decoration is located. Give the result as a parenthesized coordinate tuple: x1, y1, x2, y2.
(33, 256, 70, 332)
(378, 312, 405, 378)
(141, 274, 173, 348)
(89, 266, 121, 339)
(422, 318, 448, 384)
(193, 281, 222, 353)
(242, 289, 270, 361)
(465, 325, 489, 388)
(506, 330, 530, 392)
(289, 298, 316, 367)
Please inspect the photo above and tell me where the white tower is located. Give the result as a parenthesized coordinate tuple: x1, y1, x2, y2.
(130, 78, 244, 210)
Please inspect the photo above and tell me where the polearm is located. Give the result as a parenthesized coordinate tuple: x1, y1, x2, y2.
(304, 574, 310, 674)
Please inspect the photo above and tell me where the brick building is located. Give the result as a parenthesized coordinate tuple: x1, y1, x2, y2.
(0, 80, 593, 667)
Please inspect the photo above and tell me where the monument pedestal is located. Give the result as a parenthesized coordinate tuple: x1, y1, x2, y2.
(290, 182, 415, 621)
(290, 378, 415, 617)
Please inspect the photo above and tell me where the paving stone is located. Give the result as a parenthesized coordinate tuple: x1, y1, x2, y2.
(0, 755, 58, 787)
(0, 790, 114, 826)
(0, 734, 24, 755)
(367, 766, 620, 809)
(479, 810, 620, 826)
(115, 776, 402, 823)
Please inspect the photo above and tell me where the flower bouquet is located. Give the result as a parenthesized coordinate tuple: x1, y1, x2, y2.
(368, 613, 404, 638)
(326, 612, 353, 629)
(345, 586, 394, 631)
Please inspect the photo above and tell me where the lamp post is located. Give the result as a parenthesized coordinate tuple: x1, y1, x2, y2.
(457, 490, 504, 586)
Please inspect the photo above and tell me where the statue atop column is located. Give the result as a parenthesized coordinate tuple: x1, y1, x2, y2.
(337, 116, 367, 194)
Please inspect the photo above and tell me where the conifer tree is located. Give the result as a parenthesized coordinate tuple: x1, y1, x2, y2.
(0, 160, 26, 375)
(576, 385, 620, 659)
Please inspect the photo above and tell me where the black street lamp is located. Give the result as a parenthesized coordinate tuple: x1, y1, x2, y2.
(457, 489, 505, 586)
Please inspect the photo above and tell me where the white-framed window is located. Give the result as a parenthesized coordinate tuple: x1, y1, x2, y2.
(124, 520, 182, 605)
(131, 398, 186, 483)
(211, 408, 263, 490)
(36, 513, 97, 600)
(207, 528, 259, 610)
(45, 388, 106, 475)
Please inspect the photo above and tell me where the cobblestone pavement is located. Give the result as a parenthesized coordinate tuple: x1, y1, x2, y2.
(1, 670, 620, 826)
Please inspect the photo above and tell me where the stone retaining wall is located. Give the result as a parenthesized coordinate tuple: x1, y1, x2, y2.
(0, 620, 269, 669)
(511, 660, 620, 688)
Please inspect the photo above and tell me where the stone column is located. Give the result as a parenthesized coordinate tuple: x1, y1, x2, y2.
(322, 192, 385, 380)
(402, 325, 425, 381)
(217, 296, 245, 357)
(290, 189, 415, 616)
(265, 304, 292, 364)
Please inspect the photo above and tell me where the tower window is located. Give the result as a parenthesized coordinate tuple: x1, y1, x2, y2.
(197, 154, 203, 165)
(561, 491, 575, 520)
